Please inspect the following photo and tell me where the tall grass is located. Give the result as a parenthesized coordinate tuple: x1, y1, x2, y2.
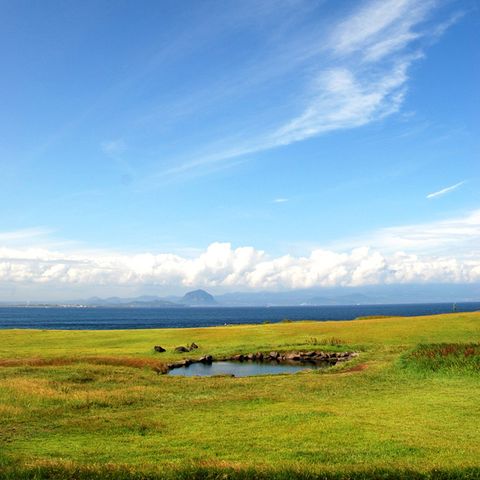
(401, 343, 480, 374)
(306, 336, 345, 346)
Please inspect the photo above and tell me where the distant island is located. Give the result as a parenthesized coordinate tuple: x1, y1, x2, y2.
(181, 289, 217, 306)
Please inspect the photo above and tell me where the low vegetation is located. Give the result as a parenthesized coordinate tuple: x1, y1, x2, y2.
(0, 312, 479, 479)
(401, 342, 480, 375)
(306, 336, 345, 346)
(1, 464, 480, 480)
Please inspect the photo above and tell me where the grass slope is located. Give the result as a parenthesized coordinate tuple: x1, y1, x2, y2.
(0, 312, 479, 479)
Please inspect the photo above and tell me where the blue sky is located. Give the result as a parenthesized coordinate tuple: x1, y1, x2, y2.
(0, 0, 479, 299)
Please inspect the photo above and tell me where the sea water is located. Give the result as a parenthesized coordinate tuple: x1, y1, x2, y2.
(0, 303, 479, 329)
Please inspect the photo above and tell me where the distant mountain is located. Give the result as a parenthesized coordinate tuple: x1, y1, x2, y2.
(214, 284, 480, 306)
(181, 289, 217, 306)
(2, 283, 478, 308)
(51, 291, 218, 308)
(73, 296, 181, 308)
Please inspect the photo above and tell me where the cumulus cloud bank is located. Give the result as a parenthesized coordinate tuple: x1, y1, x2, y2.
(1, 211, 480, 292)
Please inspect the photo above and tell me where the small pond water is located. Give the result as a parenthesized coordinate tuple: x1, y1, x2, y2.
(167, 361, 328, 377)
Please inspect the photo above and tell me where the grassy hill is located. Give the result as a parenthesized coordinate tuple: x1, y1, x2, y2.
(0, 312, 479, 479)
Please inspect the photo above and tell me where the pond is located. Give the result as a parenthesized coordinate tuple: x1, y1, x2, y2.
(167, 360, 329, 377)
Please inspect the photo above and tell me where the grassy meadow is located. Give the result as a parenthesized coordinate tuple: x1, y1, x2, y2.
(0, 312, 479, 479)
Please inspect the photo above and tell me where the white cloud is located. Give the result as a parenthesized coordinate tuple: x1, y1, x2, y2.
(271, 0, 436, 146)
(152, 0, 456, 181)
(0, 228, 51, 243)
(335, 209, 480, 255)
(271, 61, 409, 145)
(273, 198, 289, 203)
(330, 0, 432, 61)
(426, 181, 466, 199)
(1, 210, 479, 293)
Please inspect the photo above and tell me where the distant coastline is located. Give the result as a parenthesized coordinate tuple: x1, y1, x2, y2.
(2, 285, 480, 309)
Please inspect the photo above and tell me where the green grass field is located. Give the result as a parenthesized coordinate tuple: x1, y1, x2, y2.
(0, 312, 479, 479)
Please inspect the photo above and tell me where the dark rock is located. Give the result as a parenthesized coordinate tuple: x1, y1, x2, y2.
(170, 359, 192, 368)
(255, 352, 264, 361)
(269, 351, 279, 359)
(189, 342, 199, 350)
(168, 362, 186, 369)
(232, 354, 245, 362)
(174, 346, 189, 353)
(200, 355, 213, 363)
(153, 365, 167, 374)
(285, 352, 301, 361)
(153, 345, 166, 353)
(247, 353, 255, 360)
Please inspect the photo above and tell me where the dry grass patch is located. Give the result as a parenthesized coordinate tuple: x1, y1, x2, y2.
(0, 356, 167, 371)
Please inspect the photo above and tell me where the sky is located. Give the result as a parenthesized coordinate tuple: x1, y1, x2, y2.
(0, 0, 479, 300)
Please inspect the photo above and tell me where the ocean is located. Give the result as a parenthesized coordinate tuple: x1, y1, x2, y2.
(0, 302, 479, 330)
